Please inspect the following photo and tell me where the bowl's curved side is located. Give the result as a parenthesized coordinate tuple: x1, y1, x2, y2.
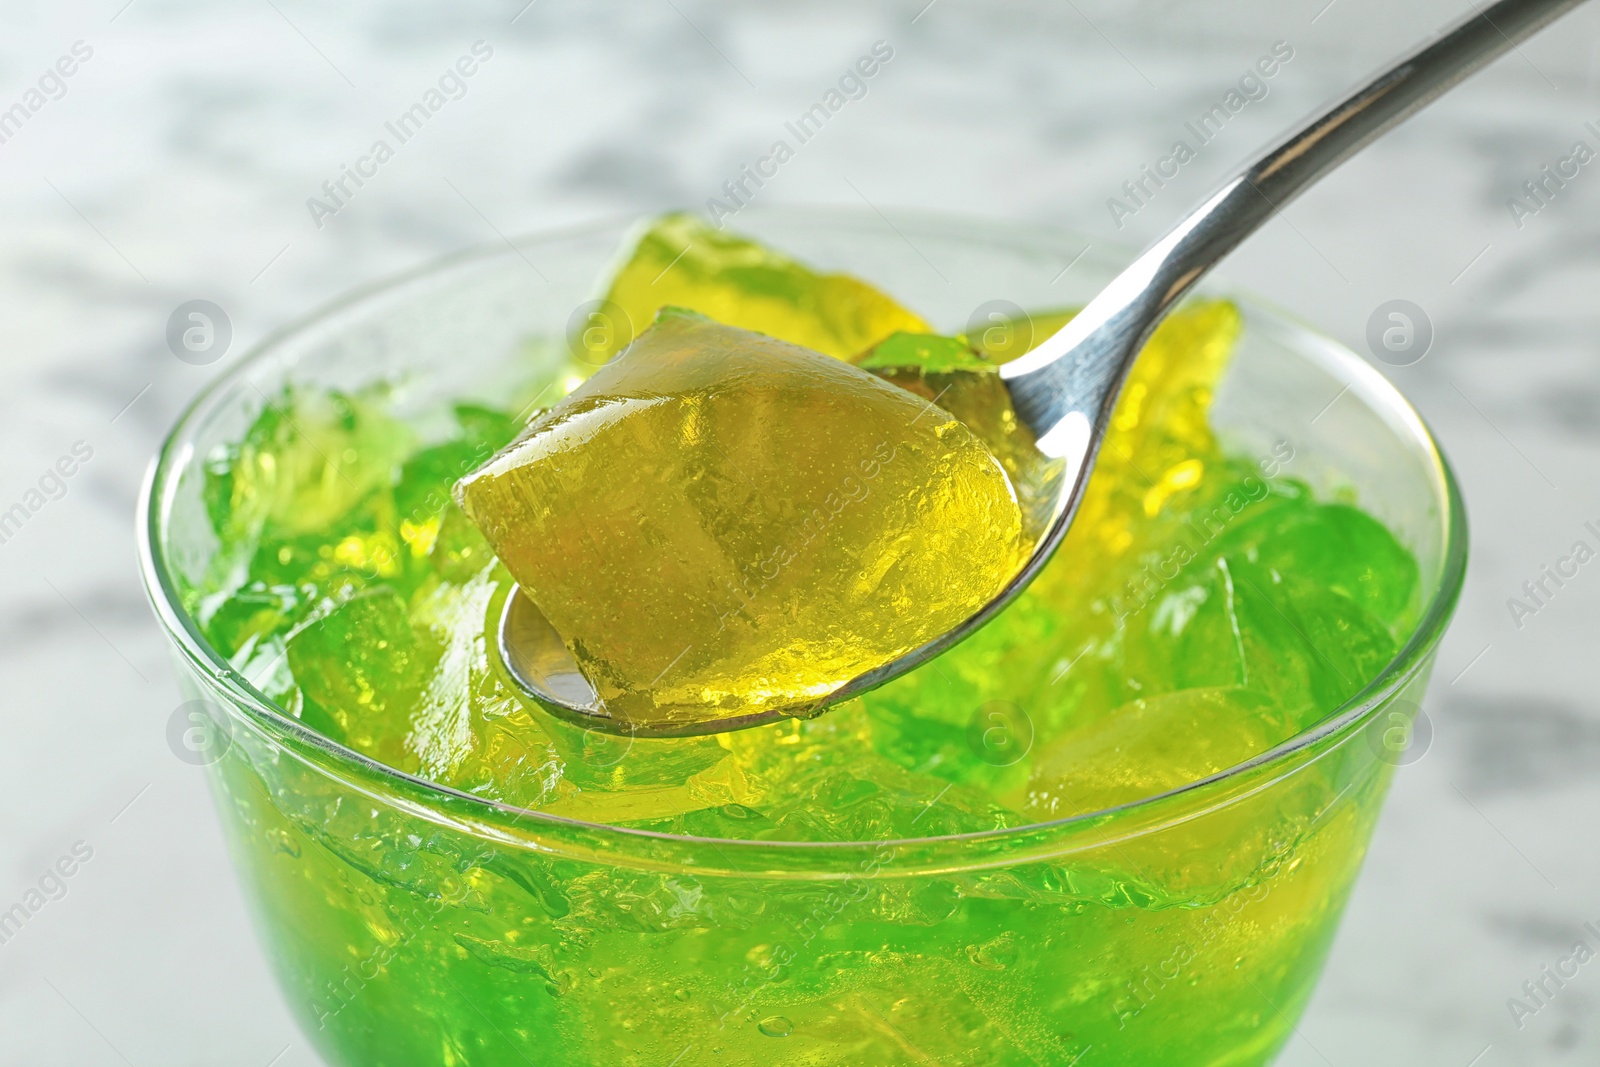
(137, 205, 1468, 876)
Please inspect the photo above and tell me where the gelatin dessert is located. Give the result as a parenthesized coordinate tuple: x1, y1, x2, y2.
(145, 210, 1462, 1067)
(455, 307, 1028, 729)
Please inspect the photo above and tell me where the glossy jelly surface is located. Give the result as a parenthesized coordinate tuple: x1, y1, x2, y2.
(456, 309, 1026, 729)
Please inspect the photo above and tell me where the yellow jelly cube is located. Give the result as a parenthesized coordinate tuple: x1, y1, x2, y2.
(595, 213, 932, 362)
(457, 309, 1026, 729)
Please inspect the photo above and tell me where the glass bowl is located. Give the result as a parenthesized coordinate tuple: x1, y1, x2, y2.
(138, 207, 1466, 1067)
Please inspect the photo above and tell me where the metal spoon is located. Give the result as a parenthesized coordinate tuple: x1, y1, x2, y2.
(501, 0, 1585, 737)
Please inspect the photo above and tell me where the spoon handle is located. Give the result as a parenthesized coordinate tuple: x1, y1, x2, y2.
(1003, 0, 1587, 441)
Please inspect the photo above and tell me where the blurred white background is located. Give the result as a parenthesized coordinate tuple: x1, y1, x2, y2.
(2, 1, 1599, 1063)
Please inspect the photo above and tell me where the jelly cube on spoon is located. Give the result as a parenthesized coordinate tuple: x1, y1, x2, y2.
(855, 331, 1049, 525)
(456, 308, 1027, 731)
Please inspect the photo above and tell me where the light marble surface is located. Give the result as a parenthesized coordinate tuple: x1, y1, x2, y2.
(2, 1, 1599, 1063)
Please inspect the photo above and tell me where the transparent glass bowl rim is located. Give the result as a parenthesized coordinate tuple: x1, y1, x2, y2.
(137, 206, 1469, 862)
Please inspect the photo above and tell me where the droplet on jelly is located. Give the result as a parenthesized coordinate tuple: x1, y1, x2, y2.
(965, 931, 1019, 970)
(758, 1016, 793, 1038)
